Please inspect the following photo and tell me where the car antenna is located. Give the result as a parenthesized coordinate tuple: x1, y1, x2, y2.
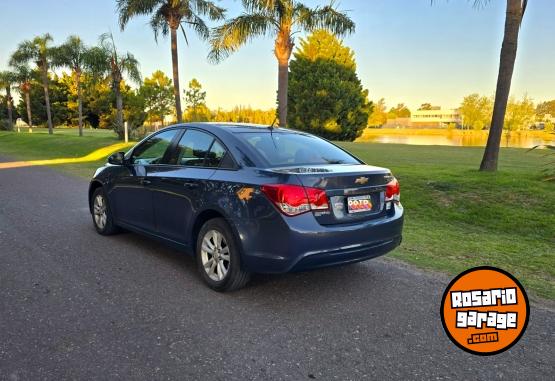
(268, 117, 278, 131)
(268, 117, 279, 150)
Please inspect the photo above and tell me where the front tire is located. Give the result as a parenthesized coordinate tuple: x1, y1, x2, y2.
(91, 187, 119, 235)
(196, 218, 250, 292)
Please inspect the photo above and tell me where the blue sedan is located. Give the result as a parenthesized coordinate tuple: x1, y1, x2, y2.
(89, 123, 404, 291)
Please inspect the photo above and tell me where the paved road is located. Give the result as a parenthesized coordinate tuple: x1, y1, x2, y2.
(0, 160, 554, 380)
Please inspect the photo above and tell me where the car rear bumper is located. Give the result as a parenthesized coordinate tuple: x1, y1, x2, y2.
(231, 204, 404, 273)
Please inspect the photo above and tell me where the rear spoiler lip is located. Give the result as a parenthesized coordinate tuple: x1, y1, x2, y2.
(265, 164, 391, 175)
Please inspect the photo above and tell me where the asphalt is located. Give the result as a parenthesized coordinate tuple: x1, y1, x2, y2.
(0, 158, 553, 380)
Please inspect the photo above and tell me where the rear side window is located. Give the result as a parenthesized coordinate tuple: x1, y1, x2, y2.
(206, 140, 235, 169)
(175, 130, 214, 167)
(240, 132, 360, 167)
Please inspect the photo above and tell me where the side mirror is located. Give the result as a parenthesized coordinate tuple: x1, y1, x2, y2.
(108, 152, 126, 165)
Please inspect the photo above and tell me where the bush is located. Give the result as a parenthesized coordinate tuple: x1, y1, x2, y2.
(0, 119, 13, 131)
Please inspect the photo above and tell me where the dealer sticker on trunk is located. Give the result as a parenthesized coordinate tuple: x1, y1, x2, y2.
(347, 195, 373, 213)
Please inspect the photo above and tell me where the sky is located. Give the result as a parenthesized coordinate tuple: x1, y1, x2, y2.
(0, 0, 554, 111)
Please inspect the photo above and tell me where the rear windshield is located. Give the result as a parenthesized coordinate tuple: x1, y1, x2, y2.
(240, 132, 360, 167)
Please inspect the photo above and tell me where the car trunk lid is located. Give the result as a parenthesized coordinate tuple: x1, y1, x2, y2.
(268, 164, 395, 225)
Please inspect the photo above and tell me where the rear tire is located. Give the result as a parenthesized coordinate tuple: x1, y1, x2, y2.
(91, 187, 119, 235)
(196, 218, 250, 292)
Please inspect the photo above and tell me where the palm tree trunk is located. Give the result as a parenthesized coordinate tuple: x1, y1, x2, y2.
(277, 59, 289, 127)
(5, 86, 13, 131)
(25, 91, 33, 133)
(480, 0, 523, 171)
(170, 27, 183, 123)
(115, 81, 124, 139)
(76, 71, 83, 137)
(41, 66, 53, 134)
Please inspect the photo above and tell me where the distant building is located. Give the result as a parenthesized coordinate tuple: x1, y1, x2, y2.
(410, 107, 461, 128)
(383, 117, 411, 128)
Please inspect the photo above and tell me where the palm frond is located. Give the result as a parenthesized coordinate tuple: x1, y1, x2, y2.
(295, 5, 355, 36)
(9, 40, 37, 66)
(83, 46, 112, 80)
(117, 0, 161, 29)
(242, 0, 276, 14)
(150, 7, 170, 40)
(183, 13, 210, 40)
(208, 13, 276, 63)
(192, 0, 226, 21)
(121, 53, 142, 84)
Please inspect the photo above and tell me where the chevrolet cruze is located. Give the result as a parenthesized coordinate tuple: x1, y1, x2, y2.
(89, 123, 404, 291)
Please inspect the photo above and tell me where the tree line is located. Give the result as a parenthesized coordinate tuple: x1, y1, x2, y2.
(0, 0, 541, 172)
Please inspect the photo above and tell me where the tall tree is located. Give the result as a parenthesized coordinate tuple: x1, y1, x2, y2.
(184, 78, 210, 121)
(209, 0, 355, 127)
(9, 34, 55, 134)
(86, 33, 141, 139)
(504, 95, 535, 131)
(117, 0, 225, 123)
(287, 30, 371, 141)
(535, 100, 555, 120)
(459, 93, 493, 130)
(479, 0, 527, 171)
(0, 70, 16, 131)
(12, 65, 34, 133)
(51, 36, 90, 136)
(368, 98, 387, 128)
(140, 70, 174, 124)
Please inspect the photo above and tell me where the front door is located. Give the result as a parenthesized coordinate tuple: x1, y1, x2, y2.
(111, 129, 180, 232)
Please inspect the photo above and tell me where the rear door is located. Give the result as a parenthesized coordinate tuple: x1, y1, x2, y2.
(149, 129, 224, 244)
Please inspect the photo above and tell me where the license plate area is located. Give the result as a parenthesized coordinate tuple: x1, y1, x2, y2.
(347, 194, 375, 214)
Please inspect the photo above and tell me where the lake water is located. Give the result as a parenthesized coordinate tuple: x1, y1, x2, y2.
(361, 133, 555, 148)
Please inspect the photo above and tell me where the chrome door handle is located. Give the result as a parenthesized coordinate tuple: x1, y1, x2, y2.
(183, 182, 199, 189)
(141, 179, 152, 185)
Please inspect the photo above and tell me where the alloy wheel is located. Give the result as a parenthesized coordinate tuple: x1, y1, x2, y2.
(93, 194, 107, 230)
(201, 230, 230, 281)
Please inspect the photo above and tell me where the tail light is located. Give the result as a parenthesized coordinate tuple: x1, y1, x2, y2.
(385, 178, 400, 203)
(260, 184, 329, 216)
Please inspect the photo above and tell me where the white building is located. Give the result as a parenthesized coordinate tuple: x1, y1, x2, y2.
(410, 107, 461, 128)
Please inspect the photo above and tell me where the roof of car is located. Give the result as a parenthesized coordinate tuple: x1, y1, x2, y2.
(173, 122, 293, 134)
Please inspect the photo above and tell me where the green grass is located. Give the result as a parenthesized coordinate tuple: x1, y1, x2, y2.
(0, 129, 553, 299)
(338, 142, 555, 300)
(0, 129, 130, 177)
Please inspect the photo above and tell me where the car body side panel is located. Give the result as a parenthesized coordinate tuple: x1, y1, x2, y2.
(147, 166, 216, 244)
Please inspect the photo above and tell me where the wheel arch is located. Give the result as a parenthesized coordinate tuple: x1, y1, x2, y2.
(191, 208, 240, 252)
(88, 181, 104, 214)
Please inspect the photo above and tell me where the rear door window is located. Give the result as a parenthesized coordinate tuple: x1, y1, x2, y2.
(240, 132, 360, 167)
(174, 130, 215, 167)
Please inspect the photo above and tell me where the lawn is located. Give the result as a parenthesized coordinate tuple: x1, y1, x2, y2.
(0, 129, 132, 177)
(1, 129, 553, 299)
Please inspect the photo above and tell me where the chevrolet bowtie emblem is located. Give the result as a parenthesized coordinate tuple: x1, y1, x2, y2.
(355, 176, 369, 185)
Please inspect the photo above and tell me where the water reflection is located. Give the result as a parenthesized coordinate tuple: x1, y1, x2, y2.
(361, 132, 555, 148)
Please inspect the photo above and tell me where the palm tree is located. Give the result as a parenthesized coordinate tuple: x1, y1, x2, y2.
(12, 65, 34, 133)
(86, 33, 141, 138)
(209, 0, 355, 127)
(116, 0, 226, 123)
(9, 34, 55, 134)
(479, 0, 527, 171)
(52, 36, 90, 137)
(0, 70, 16, 131)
